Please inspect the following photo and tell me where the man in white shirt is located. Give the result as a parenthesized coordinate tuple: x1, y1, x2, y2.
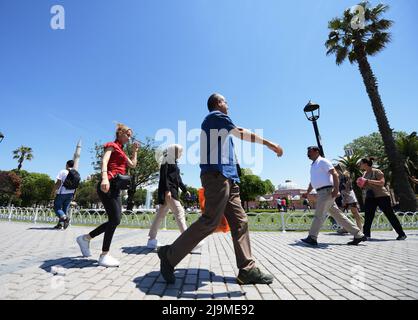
(301, 146, 367, 246)
(51, 160, 76, 230)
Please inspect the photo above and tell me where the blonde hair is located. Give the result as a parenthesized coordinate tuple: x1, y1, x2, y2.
(115, 123, 132, 140)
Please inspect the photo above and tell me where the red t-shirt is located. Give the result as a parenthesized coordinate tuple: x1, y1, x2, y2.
(104, 141, 128, 180)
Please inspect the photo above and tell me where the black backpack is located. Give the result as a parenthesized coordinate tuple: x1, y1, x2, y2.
(63, 169, 81, 190)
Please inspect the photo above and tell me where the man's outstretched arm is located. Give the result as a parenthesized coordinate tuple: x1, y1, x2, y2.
(231, 127, 284, 157)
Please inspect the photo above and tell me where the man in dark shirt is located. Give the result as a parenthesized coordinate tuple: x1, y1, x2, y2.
(158, 93, 284, 285)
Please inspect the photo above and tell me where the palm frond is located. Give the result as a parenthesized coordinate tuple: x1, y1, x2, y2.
(328, 18, 343, 31)
(370, 3, 390, 20)
(348, 50, 358, 64)
(342, 34, 353, 47)
(325, 37, 340, 50)
(326, 43, 340, 56)
(336, 46, 349, 65)
(365, 32, 391, 56)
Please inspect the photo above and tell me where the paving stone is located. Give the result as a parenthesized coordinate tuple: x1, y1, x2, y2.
(0, 221, 417, 300)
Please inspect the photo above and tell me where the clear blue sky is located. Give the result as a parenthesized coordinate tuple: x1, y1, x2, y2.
(0, 0, 417, 190)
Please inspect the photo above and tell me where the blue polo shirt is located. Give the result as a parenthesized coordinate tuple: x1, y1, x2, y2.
(200, 111, 240, 183)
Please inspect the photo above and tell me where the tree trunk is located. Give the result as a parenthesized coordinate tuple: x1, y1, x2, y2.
(126, 187, 136, 211)
(354, 45, 417, 211)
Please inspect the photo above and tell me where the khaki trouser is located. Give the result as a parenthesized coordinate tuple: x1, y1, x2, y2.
(148, 197, 188, 240)
(309, 188, 364, 240)
(166, 171, 256, 271)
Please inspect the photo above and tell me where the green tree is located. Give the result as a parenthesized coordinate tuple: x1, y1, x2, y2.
(397, 132, 418, 193)
(152, 189, 159, 205)
(133, 188, 148, 207)
(125, 138, 160, 210)
(263, 179, 275, 195)
(12, 146, 33, 171)
(15, 171, 54, 207)
(75, 178, 101, 208)
(0, 171, 22, 206)
(326, 1, 416, 211)
(345, 132, 407, 163)
(239, 171, 272, 211)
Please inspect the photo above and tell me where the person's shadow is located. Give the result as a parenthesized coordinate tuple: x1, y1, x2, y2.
(290, 240, 367, 249)
(40, 257, 97, 273)
(121, 246, 155, 255)
(121, 246, 203, 256)
(133, 269, 245, 299)
(290, 241, 332, 250)
(28, 227, 58, 231)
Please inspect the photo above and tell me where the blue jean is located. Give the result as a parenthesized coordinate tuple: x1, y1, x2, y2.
(54, 193, 73, 219)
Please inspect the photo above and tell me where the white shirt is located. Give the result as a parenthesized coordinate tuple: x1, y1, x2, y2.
(310, 156, 334, 190)
(56, 169, 76, 195)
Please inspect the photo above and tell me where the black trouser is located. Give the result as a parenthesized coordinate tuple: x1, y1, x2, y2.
(363, 196, 405, 238)
(89, 182, 122, 252)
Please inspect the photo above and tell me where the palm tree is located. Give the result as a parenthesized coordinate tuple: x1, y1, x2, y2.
(337, 152, 364, 211)
(12, 146, 34, 171)
(397, 132, 418, 192)
(325, 1, 417, 211)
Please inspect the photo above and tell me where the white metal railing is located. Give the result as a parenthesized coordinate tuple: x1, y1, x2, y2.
(0, 207, 417, 231)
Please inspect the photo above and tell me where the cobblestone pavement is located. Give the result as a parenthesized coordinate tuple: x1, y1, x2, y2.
(0, 221, 417, 300)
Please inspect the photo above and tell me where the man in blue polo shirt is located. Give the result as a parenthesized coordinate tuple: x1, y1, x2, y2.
(158, 93, 284, 285)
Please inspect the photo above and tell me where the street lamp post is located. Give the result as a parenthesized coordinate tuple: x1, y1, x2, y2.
(0, 132, 4, 143)
(304, 101, 325, 157)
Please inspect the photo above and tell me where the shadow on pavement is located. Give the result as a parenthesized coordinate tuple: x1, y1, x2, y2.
(28, 227, 58, 231)
(133, 269, 245, 299)
(40, 257, 97, 273)
(122, 246, 204, 256)
(365, 238, 396, 242)
(121, 246, 155, 255)
(289, 241, 331, 249)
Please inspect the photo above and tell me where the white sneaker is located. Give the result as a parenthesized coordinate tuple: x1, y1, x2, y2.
(98, 254, 120, 268)
(147, 239, 158, 249)
(191, 240, 205, 252)
(76, 235, 91, 257)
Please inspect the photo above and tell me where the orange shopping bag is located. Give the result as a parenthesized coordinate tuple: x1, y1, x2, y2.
(198, 188, 230, 233)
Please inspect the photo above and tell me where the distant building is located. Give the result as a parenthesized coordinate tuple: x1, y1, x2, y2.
(247, 180, 318, 210)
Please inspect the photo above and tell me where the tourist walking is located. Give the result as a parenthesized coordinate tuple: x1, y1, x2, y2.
(357, 158, 407, 240)
(147, 144, 204, 251)
(301, 146, 367, 246)
(303, 198, 311, 213)
(157, 93, 283, 284)
(51, 160, 80, 230)
(335, 165, 363, 234)
(281, 198, 287, 212)
(76, 123, 140, 267)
